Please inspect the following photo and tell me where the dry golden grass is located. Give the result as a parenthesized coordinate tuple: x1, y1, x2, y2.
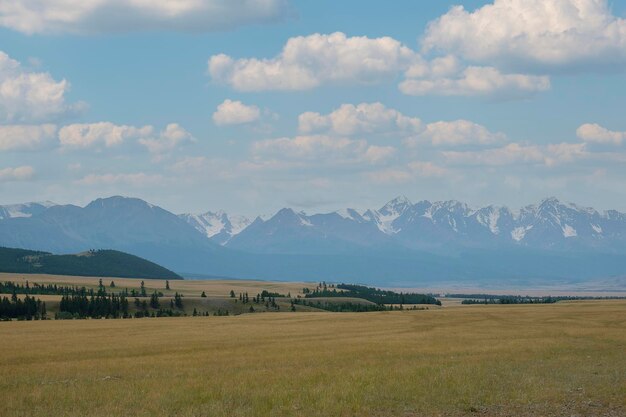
(1, 300, 625, 417)
(0, 272, 311, 297)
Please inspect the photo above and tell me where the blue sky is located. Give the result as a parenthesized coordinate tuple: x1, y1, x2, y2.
(1, 0, 626, 215)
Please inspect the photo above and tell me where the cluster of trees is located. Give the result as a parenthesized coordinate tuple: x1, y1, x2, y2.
(459, 295, 626, 304)
(0, 294, 47, 320)
(236, 291, 280, 311)
(0, 281, 89, 296)
(304, 283, 441, 306)
(292, 298, 429, 312)
(192, 308, 228, 316)
(58, 289, 130, 319)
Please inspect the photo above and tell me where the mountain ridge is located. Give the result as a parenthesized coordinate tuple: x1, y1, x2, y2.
(1, 195, 625, 285)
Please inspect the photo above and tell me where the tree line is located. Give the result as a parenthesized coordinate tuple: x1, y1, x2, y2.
(460, 295, 626, 304)
(0, 294, 47, 320)
(304, 283, 441, 305)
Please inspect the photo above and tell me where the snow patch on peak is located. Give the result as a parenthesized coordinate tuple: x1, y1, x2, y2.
(488, 209, 500, 235)
(562, 224, 577, 238)
(335, 208, 362, 221)
(592, 224, 603, 234)
(511, 226, 532, 242)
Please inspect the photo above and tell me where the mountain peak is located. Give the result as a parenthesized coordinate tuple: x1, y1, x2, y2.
(540, 197, 561, 206)
(86, 196, 154, 210)
(380, 196, 413, 214)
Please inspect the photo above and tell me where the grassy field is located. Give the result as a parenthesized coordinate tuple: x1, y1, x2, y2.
(0, 272, 311, 298)
(1, 300, 625, 417)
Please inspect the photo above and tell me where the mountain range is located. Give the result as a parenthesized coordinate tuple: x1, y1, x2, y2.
(1, 196, 625, 287)
(184, 196, 626, 253)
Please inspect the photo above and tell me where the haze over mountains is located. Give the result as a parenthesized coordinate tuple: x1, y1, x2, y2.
(1, 196, 625, 287)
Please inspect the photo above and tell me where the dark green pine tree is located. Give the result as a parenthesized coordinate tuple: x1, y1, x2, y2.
(150, 291, 160, 309)
(165, 280, 170, 290)
(201, 291, 207, 298)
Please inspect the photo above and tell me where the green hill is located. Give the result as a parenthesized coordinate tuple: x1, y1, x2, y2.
(0, 247, 183, 280)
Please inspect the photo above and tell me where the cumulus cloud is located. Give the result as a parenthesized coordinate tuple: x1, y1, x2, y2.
(0, 165, 35, 182)
(419, 120, 507, 146)
(209, 32, 416, 91)
(362, 145, 396, 164)
(252, 134, 394, 165)
(299, 102, 506, 148)
(138, 123, 195, 154)
(576, 123, 625, 145)
(400, 66, 550, 97)
(0, 124, 57, 151)
(0, 51, 82, 123)
(0, 0, 291, 34)
(422, 0, 626, 71)
(213, 99, 261, 126)
(298, 102, 422, 136)
(59, 122, 154, 149)
(443, 142, 588, 167)
(58, 122, 193, 153)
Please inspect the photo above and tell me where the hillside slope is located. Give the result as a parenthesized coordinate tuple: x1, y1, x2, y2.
(0, 247, 183, 280)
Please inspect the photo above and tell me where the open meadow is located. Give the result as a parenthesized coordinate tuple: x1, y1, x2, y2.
(1, 297, 625, 417)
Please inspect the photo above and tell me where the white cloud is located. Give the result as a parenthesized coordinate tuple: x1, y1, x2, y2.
(0, 124, 57, 151)
(0, 51, 82, 122)
(59, 122, 154, 148)
(213, 99, 261, 126)
(422, 0, 626, 71)
(0, 0, 291, 34)
(298, 103, 506, 148)
(76, 172, 163, 186)
(400, 66, 550, 97)
(298, 102, 422, 136)
(251, 134, 394, 165)
(576, 123, 625, 145)
(209, 31, 553, 98)
(0, 165, 35, 182)
(419, 120, 507, 146)
(58, 121, 193, 153)
(362, 145, 396, 164)
(209, 32, 416, 91)
(443, 142, 588, 167)
(138, 123, 194, 154)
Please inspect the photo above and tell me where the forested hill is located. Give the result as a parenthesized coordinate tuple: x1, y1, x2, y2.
(0, 247, 183, 280)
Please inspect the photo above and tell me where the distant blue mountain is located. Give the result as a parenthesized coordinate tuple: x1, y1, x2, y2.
(1, 196, 625, 287)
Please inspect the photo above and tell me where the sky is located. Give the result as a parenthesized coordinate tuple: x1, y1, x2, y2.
(1, 0, 626, 215)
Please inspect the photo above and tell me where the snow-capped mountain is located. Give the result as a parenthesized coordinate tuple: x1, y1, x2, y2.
(0, 201, 56, 220)
(2, 195, 626, 285)
(179, 211, 251, 245)
(190, 196, 626, 253)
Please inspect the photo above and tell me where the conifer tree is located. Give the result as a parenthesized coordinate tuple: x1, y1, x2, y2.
(150, 291, 160, 309)
(165, 280, 170, 290)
